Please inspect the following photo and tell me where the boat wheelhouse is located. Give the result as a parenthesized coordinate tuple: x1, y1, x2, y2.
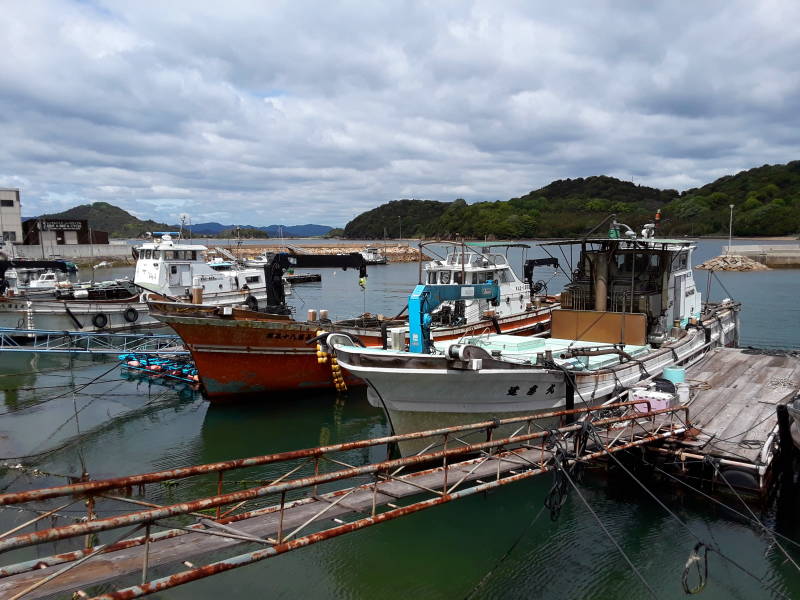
(422, 242, 551, 328)
(134, 233, 269, 307)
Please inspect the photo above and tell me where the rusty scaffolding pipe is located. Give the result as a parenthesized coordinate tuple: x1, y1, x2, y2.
(90, 427, 684, 600)
(0, 406, 688, 553)
(0, 399, 669, 507)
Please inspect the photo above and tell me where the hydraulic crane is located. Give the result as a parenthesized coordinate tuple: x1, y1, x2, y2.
(263, 252, 368, 314)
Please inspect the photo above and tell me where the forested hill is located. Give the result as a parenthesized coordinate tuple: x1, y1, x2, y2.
(668, 161, 800, 235)
(342, 162, 800, 239)
(29, 202, 334, 238)
(343, 176, 677, 239)
(343, 199, 451, 238)
(33, 202, 171, 238)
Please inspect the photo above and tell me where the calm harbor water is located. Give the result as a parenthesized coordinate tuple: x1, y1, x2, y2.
(0, 238, 799, 599)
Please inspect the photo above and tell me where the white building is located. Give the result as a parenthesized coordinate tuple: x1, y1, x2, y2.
(0, 188, 22, 243)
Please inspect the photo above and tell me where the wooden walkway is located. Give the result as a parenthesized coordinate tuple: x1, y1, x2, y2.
(673, 348, 800, 465)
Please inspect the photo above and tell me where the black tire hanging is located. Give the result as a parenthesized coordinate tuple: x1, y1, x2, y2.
(92, 313, 108, 329)
(245, 295, 259, 311)
(123, 307, 139, 323)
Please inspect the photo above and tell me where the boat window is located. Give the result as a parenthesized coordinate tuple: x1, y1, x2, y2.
(440, 271, 451, 284)
(675, 252, 688, 270)
(427, 271, 437, 284)
(496, 269, 513, 283)
(152, 250, 160, 260)
(165, 251, 176, 260)
(170, 265, 177, 274)
(615, 253, 652, 274)
(144, 249, 151, 259)
(474, 271, 491, 284)
(189, 251, 197, 261)
(453, 271, 464, 284)
(491, 254, 507, 266)
(245, 276, 260, 284)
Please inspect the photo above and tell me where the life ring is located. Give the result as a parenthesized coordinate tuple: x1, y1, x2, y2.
(245, 295, 259, 311)
(92, 313, 108, 329)
(123, 307, 139, 323)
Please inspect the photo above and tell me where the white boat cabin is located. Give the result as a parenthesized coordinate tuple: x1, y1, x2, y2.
(134, 234, 268, 301)
(423, 243, 532, 325)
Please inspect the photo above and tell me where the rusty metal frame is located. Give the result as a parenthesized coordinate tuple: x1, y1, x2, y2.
(86, 427, 685, 600)
(0, 400, 671, 507)
(0, 401, 688, 599)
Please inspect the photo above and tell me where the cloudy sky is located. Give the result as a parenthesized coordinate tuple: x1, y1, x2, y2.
(1, 1, 798, 227)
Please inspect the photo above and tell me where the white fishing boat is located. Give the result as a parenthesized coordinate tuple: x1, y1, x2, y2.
(361, 247, 389, 265)
(330, 219, 740, 455)
(243, 254, 274, 268)
(0, 233, 274, 332)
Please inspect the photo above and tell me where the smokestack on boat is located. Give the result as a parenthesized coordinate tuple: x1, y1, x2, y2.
(594, 255, 608, 312)
(191, 276, 203, 304)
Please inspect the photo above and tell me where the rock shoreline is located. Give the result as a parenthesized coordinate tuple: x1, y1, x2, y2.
(695, 254, 770, 271)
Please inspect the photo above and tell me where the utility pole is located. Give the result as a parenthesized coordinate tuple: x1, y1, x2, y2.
(728, 204, 734, 255)
(398, 216, 402, 241)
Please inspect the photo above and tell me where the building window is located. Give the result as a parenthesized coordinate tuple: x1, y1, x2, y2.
(2, 231, 16, 242)
(0, 200, 13, 207)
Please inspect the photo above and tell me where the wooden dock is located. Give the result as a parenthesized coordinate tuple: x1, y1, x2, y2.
(653, 347, 800, 494)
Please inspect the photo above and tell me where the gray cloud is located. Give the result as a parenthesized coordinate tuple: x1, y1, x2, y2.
(0, 0, 798, 227)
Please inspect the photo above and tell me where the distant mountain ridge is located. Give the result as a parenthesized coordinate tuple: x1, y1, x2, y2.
(188, 223, 333, 237)
(25, 202, 334, 238)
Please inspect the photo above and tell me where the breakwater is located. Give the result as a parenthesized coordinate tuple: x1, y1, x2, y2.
(723, 244, 800, 268)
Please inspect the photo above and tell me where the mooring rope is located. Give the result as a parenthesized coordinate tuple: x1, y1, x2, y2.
(704, 456, 800, 575)
(556, 453, 661, 599)
(588, 426, 793, 599)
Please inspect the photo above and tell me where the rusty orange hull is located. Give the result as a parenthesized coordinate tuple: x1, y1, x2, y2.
(150, 302, 556, 401)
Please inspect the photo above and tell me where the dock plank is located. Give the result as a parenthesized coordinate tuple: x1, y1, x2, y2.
(681, 349, 800, 463)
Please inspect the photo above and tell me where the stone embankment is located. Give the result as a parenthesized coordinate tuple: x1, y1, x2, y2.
(695, 254, 770, 271)
(228, 244, 426, 263)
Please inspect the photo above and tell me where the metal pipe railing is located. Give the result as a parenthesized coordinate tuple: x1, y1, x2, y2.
(0, 400, 680, 506)
(0, 405, 687, 553)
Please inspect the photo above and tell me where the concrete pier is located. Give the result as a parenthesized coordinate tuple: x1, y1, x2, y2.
(724, 244, 800, 268)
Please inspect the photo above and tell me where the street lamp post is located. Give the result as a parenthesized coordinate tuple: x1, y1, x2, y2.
(728, 204, 734, 255)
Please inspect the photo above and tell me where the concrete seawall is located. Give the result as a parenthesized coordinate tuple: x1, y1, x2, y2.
(4, 242, 426, 264)
(724, 244, 800, 268)
(5, 243, 133, 260)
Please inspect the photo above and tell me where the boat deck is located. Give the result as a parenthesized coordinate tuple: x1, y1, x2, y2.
(676, 348, 800, 464)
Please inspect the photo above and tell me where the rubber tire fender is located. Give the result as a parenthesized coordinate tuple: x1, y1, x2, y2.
(245, 295, 259, 311)
(92, 313, 109, 329)
(123, 307, 139, 323)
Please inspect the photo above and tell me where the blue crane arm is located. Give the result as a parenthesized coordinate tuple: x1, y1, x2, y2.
(408, 283, 500, 353)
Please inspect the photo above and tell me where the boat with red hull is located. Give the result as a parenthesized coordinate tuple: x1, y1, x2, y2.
(150, 242, 560, 401)
(148, 300, 557, 401)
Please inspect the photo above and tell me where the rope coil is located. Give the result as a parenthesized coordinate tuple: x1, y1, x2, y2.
(682, 542, 709, 594)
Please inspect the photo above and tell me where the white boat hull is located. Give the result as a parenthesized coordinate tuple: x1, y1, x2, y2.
(336, 306, 738, 455)
(0, 289, 270, 333)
